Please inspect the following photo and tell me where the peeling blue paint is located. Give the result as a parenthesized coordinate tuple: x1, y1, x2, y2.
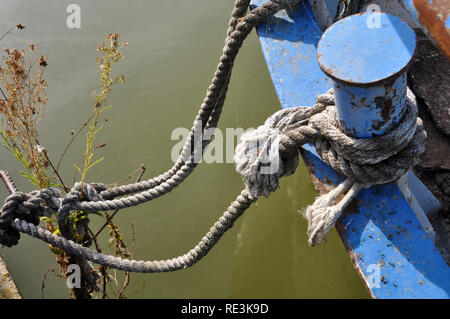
(317, 13, 416, 85)
(251, 0, 330, 107)
(317, 13, 416, 138)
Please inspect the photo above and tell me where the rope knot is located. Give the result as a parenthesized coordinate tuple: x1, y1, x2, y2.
(234, 92, 332, 199)
(0, 187, 61, 247)
(235, 88, 426, 246)
(57, 182, 106, 242)
(234, 118, 298, 199)
(77, 183, 107, 202)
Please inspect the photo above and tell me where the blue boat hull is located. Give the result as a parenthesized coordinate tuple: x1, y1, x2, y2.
(251, 0, 450, 298)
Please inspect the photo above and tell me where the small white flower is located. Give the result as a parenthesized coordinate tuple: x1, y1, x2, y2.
(36, 145, 46, 153)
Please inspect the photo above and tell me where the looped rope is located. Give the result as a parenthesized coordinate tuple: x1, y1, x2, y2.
(57, 182, 107, 240)
(0, 0, 426, 273)
(0, 187, 61, 247)
(235, 87, 426, 245)
(10, 189, 255, 273)
(95, 0, 302, 203)
(0, 0, 299, 273)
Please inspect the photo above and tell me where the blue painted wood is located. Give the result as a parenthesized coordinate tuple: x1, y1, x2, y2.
(251, 0, 450, 298)
(251, 0, 330, 107)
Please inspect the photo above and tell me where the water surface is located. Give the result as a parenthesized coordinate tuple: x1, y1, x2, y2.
(0, 0, 369, 298)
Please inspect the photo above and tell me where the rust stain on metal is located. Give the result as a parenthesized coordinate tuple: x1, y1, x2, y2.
(309, 174, 336, 195)
(309, 174, 329, 194)
(375, 96, 394, 123)
(413, 0, 450, 60)
(343, 197, 362, 216)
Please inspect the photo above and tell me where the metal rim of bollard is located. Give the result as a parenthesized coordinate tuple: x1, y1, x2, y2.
(317, 12, 417, 138)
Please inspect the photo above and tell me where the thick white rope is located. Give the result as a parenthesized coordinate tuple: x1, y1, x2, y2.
(0, 1, 426, 271)
(0, 88, 425, 269)
(234, 88, 425, 246)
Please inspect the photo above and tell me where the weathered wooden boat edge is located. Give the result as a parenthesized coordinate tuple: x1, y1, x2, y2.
(0, 255, 21, 299)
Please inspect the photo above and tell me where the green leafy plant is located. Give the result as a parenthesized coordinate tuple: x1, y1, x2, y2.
(0, 43, 54, 189)
(0, 26, 136, 299)
(76, 33, 127, 191)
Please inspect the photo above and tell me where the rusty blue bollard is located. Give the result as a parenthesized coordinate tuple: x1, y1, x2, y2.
(317, 12, 416, 138)
(316, 12, 438, 239)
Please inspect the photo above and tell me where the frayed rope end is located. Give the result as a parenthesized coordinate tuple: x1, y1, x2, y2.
(303, 178, 362, 246)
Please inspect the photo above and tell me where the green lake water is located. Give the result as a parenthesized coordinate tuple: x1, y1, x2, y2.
(0, 0, 369, 298)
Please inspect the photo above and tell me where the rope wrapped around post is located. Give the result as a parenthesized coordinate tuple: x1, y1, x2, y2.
(235, 88, 426, 246)
(0, 86, 426, 271)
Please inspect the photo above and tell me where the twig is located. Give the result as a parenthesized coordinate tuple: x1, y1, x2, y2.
(117, 223, 135, 299)
(35, 138, 69, 192)
(117, 271, 130, 299)
(0, 25, 23, 43)
(86, 226, 109, 299)
(0, 87, 7, 100)
(44, 150, 69, 192)
(130, 223, 135, 260)
(0, 170, 18, 194)
(41, 264, 56, 299)
(109, 164, 147, 187)
(56, 113, 95, 171)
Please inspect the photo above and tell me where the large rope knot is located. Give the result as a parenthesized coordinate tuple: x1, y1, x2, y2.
(234, 90, 335, 199)
(234, 92, 331, 199)
(234, 121, 297, 199)
(235, 88, 426, 246)
(0, 187, 61, 247)
(0, 181, 108, 247)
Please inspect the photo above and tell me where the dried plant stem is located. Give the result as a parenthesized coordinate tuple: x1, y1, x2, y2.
(35, 137, 68, 191)
(0, 170, 17, 194)
(0, 25, 21, 43)
(56, 113, 95, 172)
(0, 87, 7, 100)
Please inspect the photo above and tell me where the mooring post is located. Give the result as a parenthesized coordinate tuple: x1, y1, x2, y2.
(253, 1, 449, 297)
(317, 12, 416, 138)
(316, 12, 436, 240)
